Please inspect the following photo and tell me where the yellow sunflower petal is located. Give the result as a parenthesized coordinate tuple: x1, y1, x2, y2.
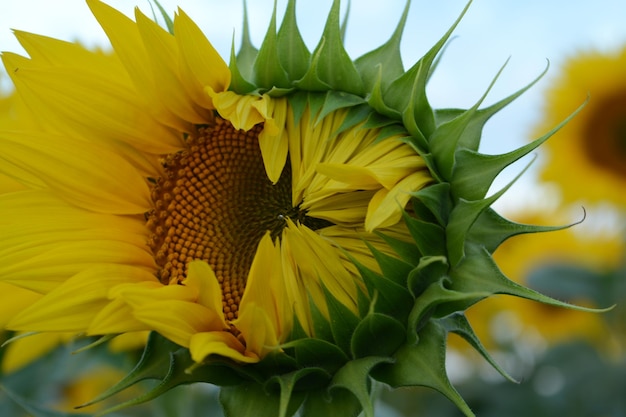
(257, 97, 289, 184)
(183, 261, 227, 326)
(86, 0, 189, 131)
(209, 90, 266, 131)
(134, 9, 210, 124)
(365, 171, 432, 231)
(0, 130, 151, 214)
(133, 300, 226, 348)
(7, 265, 154, 332)
(236, 233, 291, 349)
(174, 8, 230, 106)
(189, 331, 259, 364)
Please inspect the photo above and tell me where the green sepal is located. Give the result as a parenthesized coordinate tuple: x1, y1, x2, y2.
(229, 39, 257, 94)
(407, 255, 448, 298)
(335, 103, 374, 136)
(375, 230, 421, 266)
(323, 284, 361, 355)
(451, 97, 586, 201)
(329, 357, 393, 417)
(0, 384, 90, 417)
(303, 0, 364, 95)
(446, 157, 534, 266)
(308, 294, 335, 343)
(220, 381, 304, 417)
(351, 313, 406, 358)
(432, 61, 548, 147)
(235, 0, 258, 80)
(352, 258, 414, 321)
(403, 212, 447, 257)
(148, 0, 174, 34)
(267, 368, 331, 417)
(317, 91, 366, 124)
(71, 334, 116, 354)
(292, 40, 332, 92)
(372, 321, 475, 417)
(282, 338, 349, 375)
(430, 58, 509, 180)
(411, 182, 452, 226)
(366, 242, 413, 287)
(449, 243, 614, 313)
(276, 0, 311, 82)
(354, 0, 409, 91)
(406, 279, 489, 345)
(468, 206, 584, 254)
(252, 1, 290, 89)
(366, 68, 403, 120)
(301, 387, 361, 417)
(384, 1, 473, 138)
(78, 332, 244, 415)
(438, 313, 519, 383)
(286, 91, 309, 126)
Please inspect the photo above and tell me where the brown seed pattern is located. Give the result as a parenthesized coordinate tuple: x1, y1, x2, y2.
(146, 118, 292, 321)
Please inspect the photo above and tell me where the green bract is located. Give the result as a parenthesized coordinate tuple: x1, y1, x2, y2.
(83, 1, 602, 416)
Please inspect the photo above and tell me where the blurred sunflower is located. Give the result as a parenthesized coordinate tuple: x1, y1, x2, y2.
(535, 47, 626, 208)
(0, 1, 601, 416)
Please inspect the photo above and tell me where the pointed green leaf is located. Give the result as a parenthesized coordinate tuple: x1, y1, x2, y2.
(366, 242, 414, 288)
(366, 68, 403, 120)
(407, 255, 448, 297)
(301, 388, 361, 417)
(220, 382, 298, 417)
(330, 356, 393, 417)
(229, 39, 257, 94)
(430, 58, 510, 180)
(384, 1, 473, 137)
(267, 369, 327, 417)
(316, 90, 366, 123)
(276, 0, 311, 81)
(375, 230, 421, 266)
(354, 0, 409, 91)
(406, 280, 489, 345)
(403, 213, 447, 257)
(372, 321, 475, 417)
(252, 1, 290, 89)
(411, 182, 452, 226)
(80, 332, 179, 407)
(323, 285, 361, 355)
(451, 97, 587, 200)
(308, 293, 335, 343)
(351, 313, 406, 358)
(293, 40, 331, 92)
(334, 103, 373, 135)
(282, 338, 349, 374)
(351, 258, 414, 321)
(149, 0, 174, 34)
(449, 243, 614, 313)
(468, 206, 584, 254)
(446, 157, 535, 266)
(305, 0, 364, 95)
(438, 313, 518, 383)
(236, 0, 258, 80)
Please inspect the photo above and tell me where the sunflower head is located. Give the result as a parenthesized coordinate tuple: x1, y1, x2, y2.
(0, 1, 608, 416)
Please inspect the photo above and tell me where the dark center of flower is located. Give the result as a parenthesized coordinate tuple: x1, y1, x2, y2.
(583, 92, 626, 178)
(146, 118, 330, 321)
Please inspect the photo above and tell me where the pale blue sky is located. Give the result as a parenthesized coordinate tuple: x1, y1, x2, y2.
(2, 0, 626, 212)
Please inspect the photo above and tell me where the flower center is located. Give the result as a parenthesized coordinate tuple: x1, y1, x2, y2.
(146, 118, 329, 320)
(583, 92, 626, 178)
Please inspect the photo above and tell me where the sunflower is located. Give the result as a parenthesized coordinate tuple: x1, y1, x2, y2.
(535, 47, 626, 208)
(0, 1, 603, 416)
